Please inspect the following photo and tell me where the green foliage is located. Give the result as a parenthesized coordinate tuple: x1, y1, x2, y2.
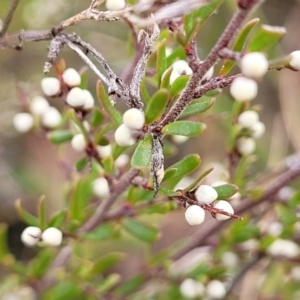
(131, 134, 153, 169)
(162, 121, 206, 137)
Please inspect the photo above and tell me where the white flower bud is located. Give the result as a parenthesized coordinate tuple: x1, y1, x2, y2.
(71, 134, 86, 152)
(195, 185, 218, 204)
(237, 110, 259, 128)
(236, 137, 256, 156)
(41, 227, 63, 247)
(41, 77, 61, 96)
(21, 226, 41, 247)
(289, 51, 300, 71)
(13, 113, 34, 133)
(185, 205, 205, 225)
(93, 177, 110, 198)
(29, 96, 50, 116)
(230, 76, 258, 102)
(169, 69, 180, 85)
(97, 144, 112, 158)
(213, 200, 234, 220)
(114, 124, 136, 146)
(267, 222, 283, 236)
(62, 68, 81, 87)
(206, 280, 226, 299)
(123, 108, 145, 130)
(221, 251, 239, 269)
(250, 121, 265, 138)
(180, 278, 205, 299)
(241, 52, 269, 78)
(114, 154, 129, 168)
(41, 107, 62, 128)
(172, 60, 192, 75)
(267, 239, 300, 258)
(165, 47, 173, 57)
(105, 0, 126, 10)
(66, 87, 86, 108)
(203, 66, 214, 81)
(82, 89, 95, 110)
(172, 135, 189, 144)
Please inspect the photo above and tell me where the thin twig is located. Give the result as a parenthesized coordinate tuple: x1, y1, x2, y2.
(0, 0, 21, 38)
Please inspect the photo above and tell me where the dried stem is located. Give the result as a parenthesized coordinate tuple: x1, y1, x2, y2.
(0, 0, 21, 38)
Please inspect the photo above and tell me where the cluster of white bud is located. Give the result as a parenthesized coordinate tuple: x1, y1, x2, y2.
(195, 185, 218, 204)
(41, 106, 62, 128)
(62, 68, 81, 87)
(92, 177, 110, 198)
(97, 144, 112, 158)
(267, 239, 300, 258)
(179, 278, 205, 299)
(21, 226, 62, 247)
(236, 110, 265, 156)
(66, 87, 95, 110)
(289, 51, 300, 71)
(230, 76, 257, 102)
(13, 113, 34, 133)
(29, 96, 50, 116)
(114, 108, 145, 146)
(185, 205, 205, 225)
(105, 0, 126, 10)
(213, 200, 234, 221)
(206, 280, 227, 299)
(114, 154, 129, 168)
(41, 77, 61, 97)
(71, 134, 87, 152)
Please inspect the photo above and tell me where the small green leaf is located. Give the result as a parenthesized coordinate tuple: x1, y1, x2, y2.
(116, 275, 145, 296)
(49, 210, 67, 228)
(15, 199, 39, 227)
(79, 67, 88, 89)
(145, 89, 169, 124)
(162, 168, 178, 182)
(102, 156, 115, 174)
(89, 108, 104, 127)
(76, 157, 88, 171)
(84, 223, 116, 240)
(139, 202, 175, 215)
(160, 67, 173, 89)
(213, 184, 239, 199)
(183, 166, 214, 192)
(131, 134, 152, 169)
(180, 98, 215, 119)
(122, 218, 160, 243)
(98, 274, 121, 293)
(220, 18, 260, 76)
(48, 130, 73, 144)
(96, 80, 122, 125)
(162, 121, 206, 137)
(166, 46, 186, 67)
(38, 195, 46, 230)
(43, 282, 82, 300)
(0, 224, 9, 259)
(170, 75, 189, 97)
(276, 204, 298, 225)
(157, 39, 167, 86)
(28, 249, 55, 277)
(229, 220, 260, 243)
(248, 24, 286, 52)
(184, 0, 224, 43)
(141, 78, 151, 103)
(166, 154, 201, 181)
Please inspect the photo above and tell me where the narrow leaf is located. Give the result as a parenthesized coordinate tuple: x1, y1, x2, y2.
(15, 199, 39, 227)
(38, 195, 46, 230)
(145, 89, 169, 124)
(248, 24, 286, 52)
(213, 184, 239, 199)
(84, 223, 116, 240)
(170, 75, 189, 97)
(131, 134, 152, 169)
(89, 253, 126, 275)
(0, 224, 9, 259)
(89, 108, 104, 127)
(96, 80, 122, 125)
(102, 156, 115, 174)
(180, 98, 215, 119)
(49, 210, 67, 228)
(48, 130, 73, 144)
(141, 78, 151, 103)
(157, 39, 167, 86)
(76, 157, 88, 171)
(122, 218, 160, 243)
(162, 121, 206, 137)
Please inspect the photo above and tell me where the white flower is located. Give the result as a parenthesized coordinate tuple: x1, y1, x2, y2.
(29, 96, 50, 116)
(172, 60, 193, 75)
(185, 205, 205, 225)
(21, 226, 41, 247)
(114, 154, 129, 168)
(230, 76, 258, 102)
(195, 185, 218, 204)
(236, 137, 256, 156)
(62, 68, 81, 87)
(203, 66, 214, 81)
(82, 89, 95, 110)
(172, 135, 189, 144)
(240, 52, 269, 78)
(267, 239, 300, 258)
(206, 280, 226, 299)
(41, 107, 62, 128)
(123, 108, 145, 130)
(213, 200, 234, 221)
(71, 134, 86, 152)
(66, 87, 86, 108)
(179, 278, 205, 299)
(250, 121, 265, 139)
(93, 177, 110, 198)
(41, 77, 61, 96)
(41, 227, 63, 247)
(13, 113, 34, 133)
(114, 124, 136, 146)
(237, 110, 259, 128)
(289, 51, 300, 71)
(97, 144, 112, 158)
(105, 0, 126, 10)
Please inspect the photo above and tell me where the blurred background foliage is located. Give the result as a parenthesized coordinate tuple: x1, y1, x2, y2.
(0, 0, 300, 299)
